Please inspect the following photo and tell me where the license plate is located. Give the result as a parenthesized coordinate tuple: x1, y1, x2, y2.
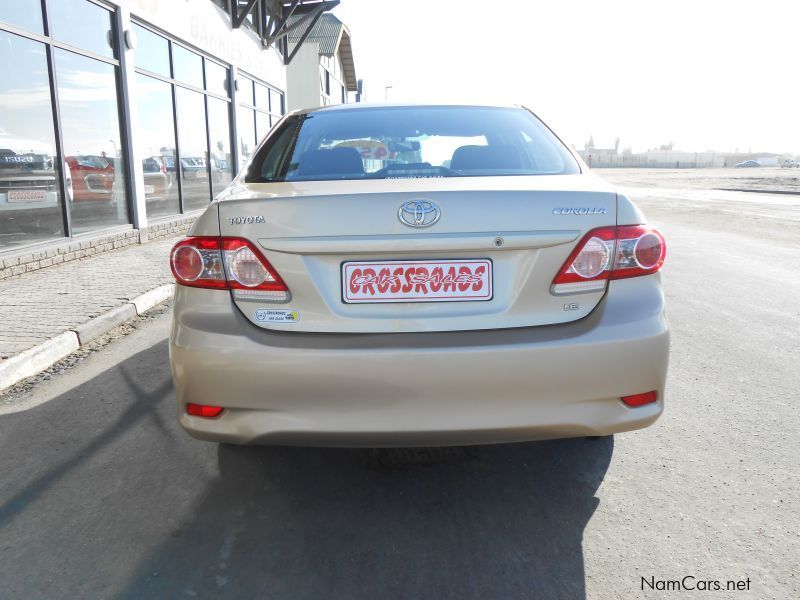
(342, 259, 493, 303)
(7, 189, 46, 202)
(144, 185, 155, 194)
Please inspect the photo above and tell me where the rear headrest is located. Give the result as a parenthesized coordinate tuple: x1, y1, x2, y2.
(297, 147, 364, 177)
(451, 145, 523, 171)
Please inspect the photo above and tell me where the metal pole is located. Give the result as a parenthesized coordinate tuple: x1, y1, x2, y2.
(168, 41, 184, 214)
(112, 6, 140, 228)
(229, 66, 240, 176)
(41, 0, 72, 239)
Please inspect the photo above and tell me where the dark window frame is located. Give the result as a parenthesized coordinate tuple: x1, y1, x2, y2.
(132, 20, 236, 215)
(0, 0, 132, 248)
(236, 69, 285, 141)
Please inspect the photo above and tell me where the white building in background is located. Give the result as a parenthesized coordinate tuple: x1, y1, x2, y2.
(286, 13, 358, 110)
(579, 138, 726, 168)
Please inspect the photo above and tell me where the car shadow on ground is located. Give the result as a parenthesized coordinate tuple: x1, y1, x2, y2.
(122, 439, 613, 599)
(0, 339, 613, 599)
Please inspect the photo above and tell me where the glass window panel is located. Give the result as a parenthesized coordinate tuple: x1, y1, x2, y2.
(172, 44, 204, 88)
(47, 0, 114, 58)
(175, 88, 210, 211)
(55, 49, 128, 234)
(255, 111, 269, 143)
(254, 83, 268, 109)
(0, 0, 44, 34)
(270, 89, 284, 115)
(132, 24, 170, 78)
(237, 105, 256, 169)
(0, 31, 65, 249)
(238, 76, 255, 106)
(207, 97, 232, 197)
(205, 60, 229, 97)
(134, 74, 179, 218)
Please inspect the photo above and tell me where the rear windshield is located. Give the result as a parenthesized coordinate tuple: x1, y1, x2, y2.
(245, 106, 580, 182)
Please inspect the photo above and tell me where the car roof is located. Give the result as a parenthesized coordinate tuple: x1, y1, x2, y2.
(292, 102, 525, 117)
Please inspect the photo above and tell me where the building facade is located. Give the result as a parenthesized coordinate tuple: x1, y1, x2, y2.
(285, 13, 357, 111)
(0, 0, 343, 268)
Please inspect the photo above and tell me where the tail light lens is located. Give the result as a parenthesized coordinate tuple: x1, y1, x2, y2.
(170, 236, 290, 302)
(611, 226, 667, 280)
(552, 225, 666, 295)
(621, 391, 658, 407)
(186, 403, 224, 418)
(171, 237, 226, 289)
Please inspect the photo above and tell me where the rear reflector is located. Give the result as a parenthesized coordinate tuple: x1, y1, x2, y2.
(186, 403, 225, 418)
(170, 236, 290, 301)
(552, 225, 666, 295)
(621, 391, 658, 407)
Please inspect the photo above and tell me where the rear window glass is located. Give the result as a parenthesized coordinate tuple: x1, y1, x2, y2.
(245, 106, 580, 182)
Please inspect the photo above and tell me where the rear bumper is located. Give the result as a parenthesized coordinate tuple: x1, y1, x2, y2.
(170, 277, 669, 446)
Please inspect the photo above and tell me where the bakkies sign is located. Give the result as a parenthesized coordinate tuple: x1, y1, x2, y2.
(129, 0, 284, 82)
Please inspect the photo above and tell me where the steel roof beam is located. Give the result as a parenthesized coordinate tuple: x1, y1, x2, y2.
(232, 0, 259, 29)
(282, 4, 327, 65)
(233, 0, 340, 65)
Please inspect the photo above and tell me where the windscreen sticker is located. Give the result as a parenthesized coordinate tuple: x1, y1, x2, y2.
(255, 309, 300, 323)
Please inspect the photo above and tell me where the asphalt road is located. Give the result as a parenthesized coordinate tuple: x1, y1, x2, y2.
(1, 179, 798, 599)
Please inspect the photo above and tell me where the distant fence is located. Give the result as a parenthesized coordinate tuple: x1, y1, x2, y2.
(582, 155, 724, 169)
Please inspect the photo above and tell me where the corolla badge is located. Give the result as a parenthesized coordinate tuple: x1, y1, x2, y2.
(552, 207, 607, 215)
(398, 200, 441, 228)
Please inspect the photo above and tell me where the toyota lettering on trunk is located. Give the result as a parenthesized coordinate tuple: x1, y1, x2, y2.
(342, 259, 493, 303)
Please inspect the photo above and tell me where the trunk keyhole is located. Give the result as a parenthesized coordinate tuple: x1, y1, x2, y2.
(494, 237, 504, 247)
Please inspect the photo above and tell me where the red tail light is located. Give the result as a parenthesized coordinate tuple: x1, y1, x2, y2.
(552, 225, 666, 294)
(621, 391, 658, 407)
(170, 236, 290, 301)
(186, 403, 224, 418)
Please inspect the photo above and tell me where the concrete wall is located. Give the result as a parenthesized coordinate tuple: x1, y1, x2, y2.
(287, 42, 350, 110)
(0, 215, 197, 280)
(286, 43, 324, 111)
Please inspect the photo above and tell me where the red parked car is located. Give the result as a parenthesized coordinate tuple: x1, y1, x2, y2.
(65, 155, 115, 202)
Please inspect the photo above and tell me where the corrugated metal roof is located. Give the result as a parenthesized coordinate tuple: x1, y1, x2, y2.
(287, 13, 344, 56)
(287, 13, 357, 92)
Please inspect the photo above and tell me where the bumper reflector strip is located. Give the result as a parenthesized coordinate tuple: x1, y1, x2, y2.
(186, 403, 224, 418)
(621, 391, 658, 407)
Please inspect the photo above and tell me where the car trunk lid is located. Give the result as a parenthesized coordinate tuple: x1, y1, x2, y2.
(218, 174, 616, 333)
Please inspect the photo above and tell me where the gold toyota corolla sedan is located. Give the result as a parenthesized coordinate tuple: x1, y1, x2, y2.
(169, 103, 669, 446)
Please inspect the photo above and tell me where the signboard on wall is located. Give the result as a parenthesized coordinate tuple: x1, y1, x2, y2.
(129, 0, 285, 85)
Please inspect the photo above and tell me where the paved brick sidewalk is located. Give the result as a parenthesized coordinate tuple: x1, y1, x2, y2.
(0, 237, 176, 360)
